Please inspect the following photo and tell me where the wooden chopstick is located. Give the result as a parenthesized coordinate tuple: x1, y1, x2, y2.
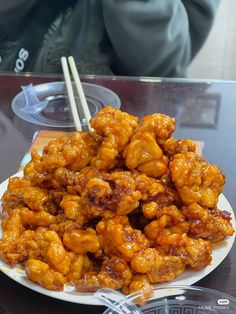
(61, 56, 82, 132)
(68, 56, 93, 132)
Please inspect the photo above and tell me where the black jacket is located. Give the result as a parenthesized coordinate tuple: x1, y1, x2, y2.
(0, 0, 220, 77)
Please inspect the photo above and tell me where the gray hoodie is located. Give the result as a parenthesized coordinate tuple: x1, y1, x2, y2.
(0, 0, 220, 77)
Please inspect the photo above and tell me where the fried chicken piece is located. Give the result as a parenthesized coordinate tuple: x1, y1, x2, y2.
(162, 137, 196, 156)
(0, 211, 41, 264)
(142, 202, 159, 219)
(43, 132, 98, 172)
(123, 274, 152, 302)
(156, 233, 188, 246)
(130, 248, 185, 284)
(19, 207, 57, 227)
(72, 166, 103, 194)
(76, 272, 101, 292)
(3, 176, 59, 215)
(137, 157, 169, 178)
(124, 113, 174, 177)
(52, 167, 75, 189)
(1, 210, 23, 240)
(96, 216, 150, 261)
(2, 180, 49, 213)
(130, 248, 157, 273)
(63, 228, 100, 255)
(1, 178, 23, 215)
(124, 132, 164, 170)
(24, 132, 98, 185)
(60, 194, 88, 227)
(147, 255, 185, 284)
(144, 215, 171, 241)
(34, 227, 72, 275)
(169, 152, 225, 207)
(0, 230, 40, 265)
(46, 241, 72, 275)
(156, 205, 185, 224)
(23, 150, 49, 186)
(2, 176, 31, 213)
(81, 177, 113, 217)
(107, 171, 141, 215)
(67, 254, 93, 285)
(166, 237, 212, 269)
(90, 106, 138, 170)
(168, 221, 190, 234)
(136, 173, 181, 210)
(25, 259, 66, 291)
(97, 257, 132, 289)
(49, 219, 79, 238)
(76, 256, 132, 291)
(60, 194, 81, 220)
(81, 171, 141, 217)
(144, 205, 185, 241)
(0, 211, 24, 264)
(132, 172, 165, 201)
(90, 135, 119, 170)
(182, 204, 234, 242)
(142, 202, 184, 223)
(136, 114, 176, 144)
(90, 106, 138, 152)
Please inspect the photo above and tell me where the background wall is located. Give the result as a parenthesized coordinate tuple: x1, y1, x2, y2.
(187, 0, 236, 80)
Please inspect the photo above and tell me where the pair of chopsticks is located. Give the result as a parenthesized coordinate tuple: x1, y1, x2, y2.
(61, 56, 92, 132)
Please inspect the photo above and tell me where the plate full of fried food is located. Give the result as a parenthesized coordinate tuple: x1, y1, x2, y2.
(0, 106, 235, 305)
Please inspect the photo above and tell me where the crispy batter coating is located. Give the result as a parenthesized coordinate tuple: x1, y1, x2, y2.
(76, 256, 132, 291)
(123, 274, 152, 293)
(19, 207, 57, 227)
(60, 194, 87, 227)
(124, 113, 174, 177)
(144, 216, 172, 241)
(131, 248, 184, 283)
(0, 107, 234, 296)
(159, 236, 212, 270)
(2, 177, 30, 214)
(25, 259, 66, 291)
(162, 137, 196, 156)
(123, 274, 153, 304)
(81, 171, 141, 216)
(90, 106, 138, 170)
(90, 106, 138, 152)
(2, 178, 49, 213)
(146, 254, 185, 283)
(144, 205, 185, 242)
(67, 254, 93, 285)
(182, 204, 234, 242)
(169, 152, 225, 207)
(63, 228, 100, 255)
(135, 114, 176, 144)
(133, 172, 165, 201)
(0, 211, 25, 264)
(24, 132, 98, 185)
(96, 216, 150, 260)
(33, 227, 72, 275)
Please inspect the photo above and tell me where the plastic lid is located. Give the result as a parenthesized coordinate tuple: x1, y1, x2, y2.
(11, 81, 121, 128)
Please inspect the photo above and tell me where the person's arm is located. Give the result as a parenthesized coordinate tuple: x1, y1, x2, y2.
(102, 0, 220, 77)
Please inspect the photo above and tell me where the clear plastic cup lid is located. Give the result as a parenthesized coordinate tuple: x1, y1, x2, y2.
(11, 81, 121, 128)
(98, 286, 236, 314)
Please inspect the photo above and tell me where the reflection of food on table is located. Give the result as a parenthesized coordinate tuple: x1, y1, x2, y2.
(0, 106, 234, 296)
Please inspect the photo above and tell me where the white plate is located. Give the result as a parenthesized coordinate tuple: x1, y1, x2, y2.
(0, 171, 235, 305)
